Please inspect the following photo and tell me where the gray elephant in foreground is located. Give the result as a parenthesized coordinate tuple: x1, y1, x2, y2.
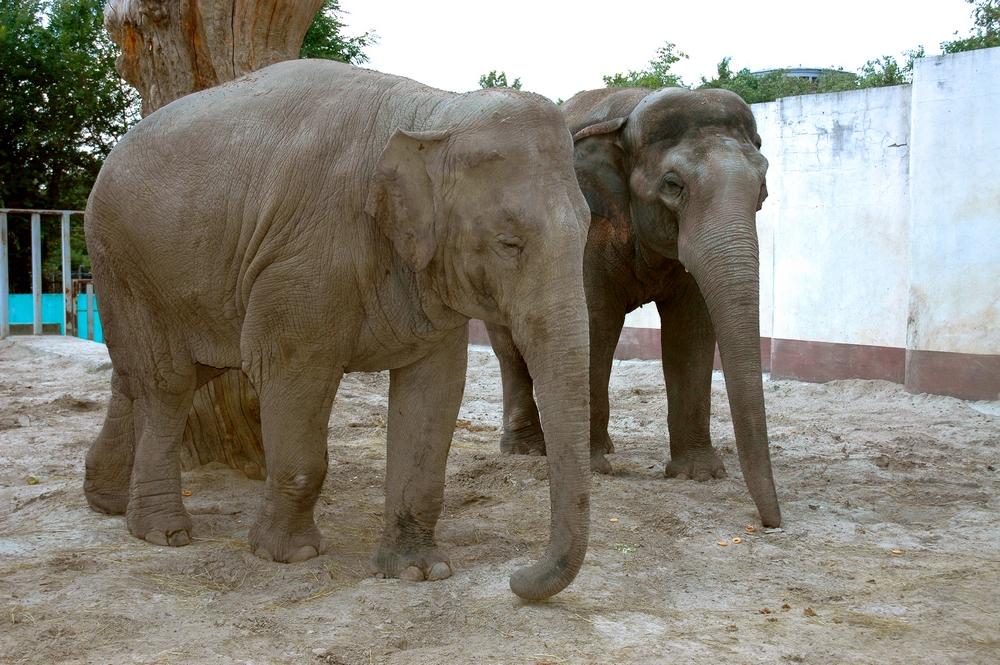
(83, 59, 592, 600)
(486, 87, 781, 527)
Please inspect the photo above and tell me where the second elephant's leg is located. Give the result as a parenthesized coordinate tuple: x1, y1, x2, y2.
(372, 328, 468, 582)
(589, 306, 625, 474)
(485, 322, 545, 455)
(657, 278, 727, 481)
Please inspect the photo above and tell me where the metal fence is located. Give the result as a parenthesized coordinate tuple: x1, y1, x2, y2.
(0, 208, 97, 341)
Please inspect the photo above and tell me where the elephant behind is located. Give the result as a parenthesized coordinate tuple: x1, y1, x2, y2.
(487, 86, 781, 527)
(83, 59, 593, 600)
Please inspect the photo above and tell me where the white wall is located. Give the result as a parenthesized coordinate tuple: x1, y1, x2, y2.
(758, 85, 912, 349)
(907, 49, 1000, 356)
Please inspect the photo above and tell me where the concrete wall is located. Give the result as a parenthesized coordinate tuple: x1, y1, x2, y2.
(613, 46, 1000, 400)
(905, 48, 1000, 399)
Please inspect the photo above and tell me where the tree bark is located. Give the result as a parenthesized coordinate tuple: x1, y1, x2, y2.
(104, 0, 325, 117)
(103, 0, 324, 477)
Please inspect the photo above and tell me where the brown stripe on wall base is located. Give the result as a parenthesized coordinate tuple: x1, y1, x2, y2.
(769, 338, 905, 384)
(905, 349, 1000, 401)
(614, 327, 662, 360)
(468, 319, 491, 347)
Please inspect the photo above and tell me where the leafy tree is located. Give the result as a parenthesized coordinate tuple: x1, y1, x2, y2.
(300, 0, 377, 63)
(942, 0, 1000, 53)
(603, 42, 688, 89)
(2, 0, 373, 293)
(699, 58, 858, 104)
(1, 0, 139, 291)
(699, 47, 925, 105)
(479, 70, 522, 90)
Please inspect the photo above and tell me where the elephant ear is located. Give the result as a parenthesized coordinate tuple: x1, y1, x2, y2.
(365, 129, 449, 273)
(571, 117, 629, 220)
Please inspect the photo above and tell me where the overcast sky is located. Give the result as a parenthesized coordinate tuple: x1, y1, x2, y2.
(337, 0, 979, 102)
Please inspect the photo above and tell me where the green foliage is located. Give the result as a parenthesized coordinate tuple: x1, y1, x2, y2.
(1, 0, 139, 290)
(300, 0, 376, 64)
(603, 42, 688, 89)
(941, 0, 1000, 53)
(699, 47, 926, 105)
(1, 0, 137, 211)
(698, 58, 858, 104)
(857, 48, 924, 87)
(479, 70, 522, 90)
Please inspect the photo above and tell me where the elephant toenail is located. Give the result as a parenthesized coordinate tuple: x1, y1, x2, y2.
(167, 530, 190, 546)
(674, 473, 689, 481)
(399, 566, 424, 582)
(254, 547, 275, 562)
(427, 562, 452, 581)
(145, 530, 168, 546)
(288, 545, 318, 563)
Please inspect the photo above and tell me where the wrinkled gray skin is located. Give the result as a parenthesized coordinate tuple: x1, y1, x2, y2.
(83, 59, 593, 600)
(486, 87, 780, 527)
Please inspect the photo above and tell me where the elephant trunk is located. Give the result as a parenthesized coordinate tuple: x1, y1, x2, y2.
(506, 292, 591, 600)
(680, 208, 781, 528)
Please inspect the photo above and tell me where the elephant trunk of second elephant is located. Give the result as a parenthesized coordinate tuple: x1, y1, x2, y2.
(506, 292, 591, 600)
(680, 209, 781, 528)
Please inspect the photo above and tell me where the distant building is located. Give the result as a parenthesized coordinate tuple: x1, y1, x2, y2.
(750, 67, 835, 82)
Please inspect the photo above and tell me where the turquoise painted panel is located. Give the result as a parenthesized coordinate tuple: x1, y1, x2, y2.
(8, 294, 66, 333)
(75, 293, 103, 343)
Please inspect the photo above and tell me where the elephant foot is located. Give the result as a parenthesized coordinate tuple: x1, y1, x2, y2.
(590, 453, 613, 475)
(249, 519, 327, 563)
(126, 499, 194, 547)
(84, 443, 133, 515)
(371, 542, 453, 582)
(500, 424, 546, 456)
(83, 480, 129, 515)
(665, 448, 727, 482)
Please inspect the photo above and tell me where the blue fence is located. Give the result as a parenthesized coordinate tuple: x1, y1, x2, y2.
(6, 293, 102, 342)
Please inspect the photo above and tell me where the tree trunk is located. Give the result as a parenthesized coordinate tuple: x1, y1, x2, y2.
(105, 0, 325, 117)
(104, 0, 324, 477)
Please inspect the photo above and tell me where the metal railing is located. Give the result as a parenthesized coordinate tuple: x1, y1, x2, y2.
(0, 208, 87, 340)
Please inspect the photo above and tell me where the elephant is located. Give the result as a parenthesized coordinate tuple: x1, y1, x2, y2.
(485, 86, 781, 527)
(82, 59, 593, 600)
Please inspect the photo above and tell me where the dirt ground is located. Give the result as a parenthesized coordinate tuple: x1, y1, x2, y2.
(1, 335, 998, 664)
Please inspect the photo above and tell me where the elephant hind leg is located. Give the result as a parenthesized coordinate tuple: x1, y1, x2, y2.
(124, 365, 199, 547)
(85, 369, 135, 515)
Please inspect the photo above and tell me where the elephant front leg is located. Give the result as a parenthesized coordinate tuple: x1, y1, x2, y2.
(589, 304, 625, 474)
(249, 363, 341, 563)
(485, 322, 545, 456)
(657, 279, 726, 481)
(372, 329, 467, 582)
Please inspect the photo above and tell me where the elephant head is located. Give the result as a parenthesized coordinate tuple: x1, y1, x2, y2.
(366, 90, 592, 598)
(568, 87, 780, 527)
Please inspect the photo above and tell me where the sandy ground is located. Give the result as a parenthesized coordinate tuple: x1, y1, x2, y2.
(1, 335, 999, 665)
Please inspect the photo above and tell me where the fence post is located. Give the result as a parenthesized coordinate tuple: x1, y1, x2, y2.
(0, 211, 8, 340)
(61, 212, 75, 338)
(86, 283, 95, 341)
(31, 213, 42, 336)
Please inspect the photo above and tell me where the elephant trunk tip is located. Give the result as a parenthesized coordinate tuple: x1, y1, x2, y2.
(509, 552, 584, 601)
(760, 506, 782, 529)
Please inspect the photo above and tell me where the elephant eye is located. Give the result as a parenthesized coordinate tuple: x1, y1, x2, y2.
(661, 174, 684, 198)
(493, 233, 523, 260)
